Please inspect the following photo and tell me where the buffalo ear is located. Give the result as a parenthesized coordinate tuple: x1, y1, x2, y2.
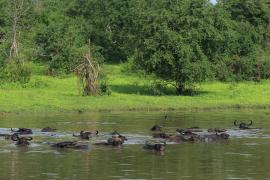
(249, 120, 253, 126)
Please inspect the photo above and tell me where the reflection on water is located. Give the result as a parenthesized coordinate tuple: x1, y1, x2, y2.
(0, 110, 270, 179)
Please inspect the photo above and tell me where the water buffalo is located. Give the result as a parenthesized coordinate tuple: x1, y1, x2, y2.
(95, 132, 127, 146)
(50, 141, 89, 149)
(187, 127, 203, 132)
(208, 128, 227, 133)
(167, 135, 183, 143)
(168, 129, 200, 143)
(11, 128, 33, 135)
(199, 133, 230, 143)
(144, 141, 166, 151)
(176, 128, 202, 134)
(152, 132, 171, 139)
(180, 132, 200, 142)
(0, 133, 19, 140)
(176, 128, 199, 136)
(11, 134, 32, 146)
(41, 127, 56, 132)
(108, 134, 127, 146)
(234, 120, 253, 129)
(73, 130, 99, 140)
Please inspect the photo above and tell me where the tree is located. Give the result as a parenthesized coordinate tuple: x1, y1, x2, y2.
(215, 0, 270, 81)
(133, 0, 214, 94)
(221, 0, 270, 48)
(0, 0, 8, 66)
(0, 0, 33, 83)
(67, 0, 141, 62)
(34, 12, 84, 73)
(7, 0, 32, 60)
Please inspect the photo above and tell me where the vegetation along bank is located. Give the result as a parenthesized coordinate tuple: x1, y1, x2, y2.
(0, 1, 270, 112)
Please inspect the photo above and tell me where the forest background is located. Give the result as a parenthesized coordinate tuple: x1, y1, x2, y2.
(0, 0, 270, 112)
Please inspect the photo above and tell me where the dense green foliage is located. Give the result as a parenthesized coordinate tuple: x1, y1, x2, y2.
(132, 0, 215, 93)
(0, 0, 269, 94)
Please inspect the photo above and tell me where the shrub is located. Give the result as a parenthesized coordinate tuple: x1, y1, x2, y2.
(26, 77, 48, 88)
(147, 81, 168, 96)
(121, 57, 138, 74)
(4, 61, 31, 84)
(99, 81, 111, 96)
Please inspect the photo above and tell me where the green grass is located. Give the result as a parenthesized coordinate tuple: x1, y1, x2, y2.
(1, 63, 270, 113)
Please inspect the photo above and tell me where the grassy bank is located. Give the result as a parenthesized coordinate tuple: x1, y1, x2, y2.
(0, 63, 270, 113)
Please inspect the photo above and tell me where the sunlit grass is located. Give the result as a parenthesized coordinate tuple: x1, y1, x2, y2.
(0, 63, 270, 112)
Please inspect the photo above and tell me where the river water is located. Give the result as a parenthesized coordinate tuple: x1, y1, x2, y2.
(0, 110, 269, 180)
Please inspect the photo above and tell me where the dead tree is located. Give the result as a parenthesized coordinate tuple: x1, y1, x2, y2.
(75, 40, 100, 96)
(9, 0, 30, 59)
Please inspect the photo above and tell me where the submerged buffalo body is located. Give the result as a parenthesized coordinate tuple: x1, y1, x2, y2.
(11, 128, 33, 135)
(144, 141, 166, 151)
(50, 141, 89, 149)
(95, 132, 127, 146)
(41, 127, 56, 132)
(152, 132, 171, 139)
(234, 120, 253, 129)
(208, 128, 227, 133)
(199, 133, 230, 143)
(73, 130, 99, 140)
(0, 133, 19, 140)
(11, 134, 32, 146)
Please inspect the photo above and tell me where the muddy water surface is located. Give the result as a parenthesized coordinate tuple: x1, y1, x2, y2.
(0, 110, 270, 180)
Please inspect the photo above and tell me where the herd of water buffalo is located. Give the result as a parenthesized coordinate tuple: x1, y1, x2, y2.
(0, 120, 258, 152)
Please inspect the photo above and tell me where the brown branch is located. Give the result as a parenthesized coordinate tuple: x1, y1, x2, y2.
(75, 40, 101, 96)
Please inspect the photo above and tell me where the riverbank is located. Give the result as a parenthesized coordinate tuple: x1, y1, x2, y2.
(0, 63, 270, 113)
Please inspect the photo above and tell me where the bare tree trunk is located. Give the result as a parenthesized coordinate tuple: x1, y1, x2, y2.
(10, 15, 18, 58)
(9, 0, 28, 61)
(176, 84, 185, 95)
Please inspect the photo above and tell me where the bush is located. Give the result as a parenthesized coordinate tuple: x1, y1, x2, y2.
(214, 50, 270, 82)
(261, 60, 270, 79)
(121, 57, 138, 74)
(256, 51, 270, 80)
(147, 81, 168, 96)
(26, 77, 48, 88)
(4, 61, 31, 84)
(99, 81, 111, 96)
